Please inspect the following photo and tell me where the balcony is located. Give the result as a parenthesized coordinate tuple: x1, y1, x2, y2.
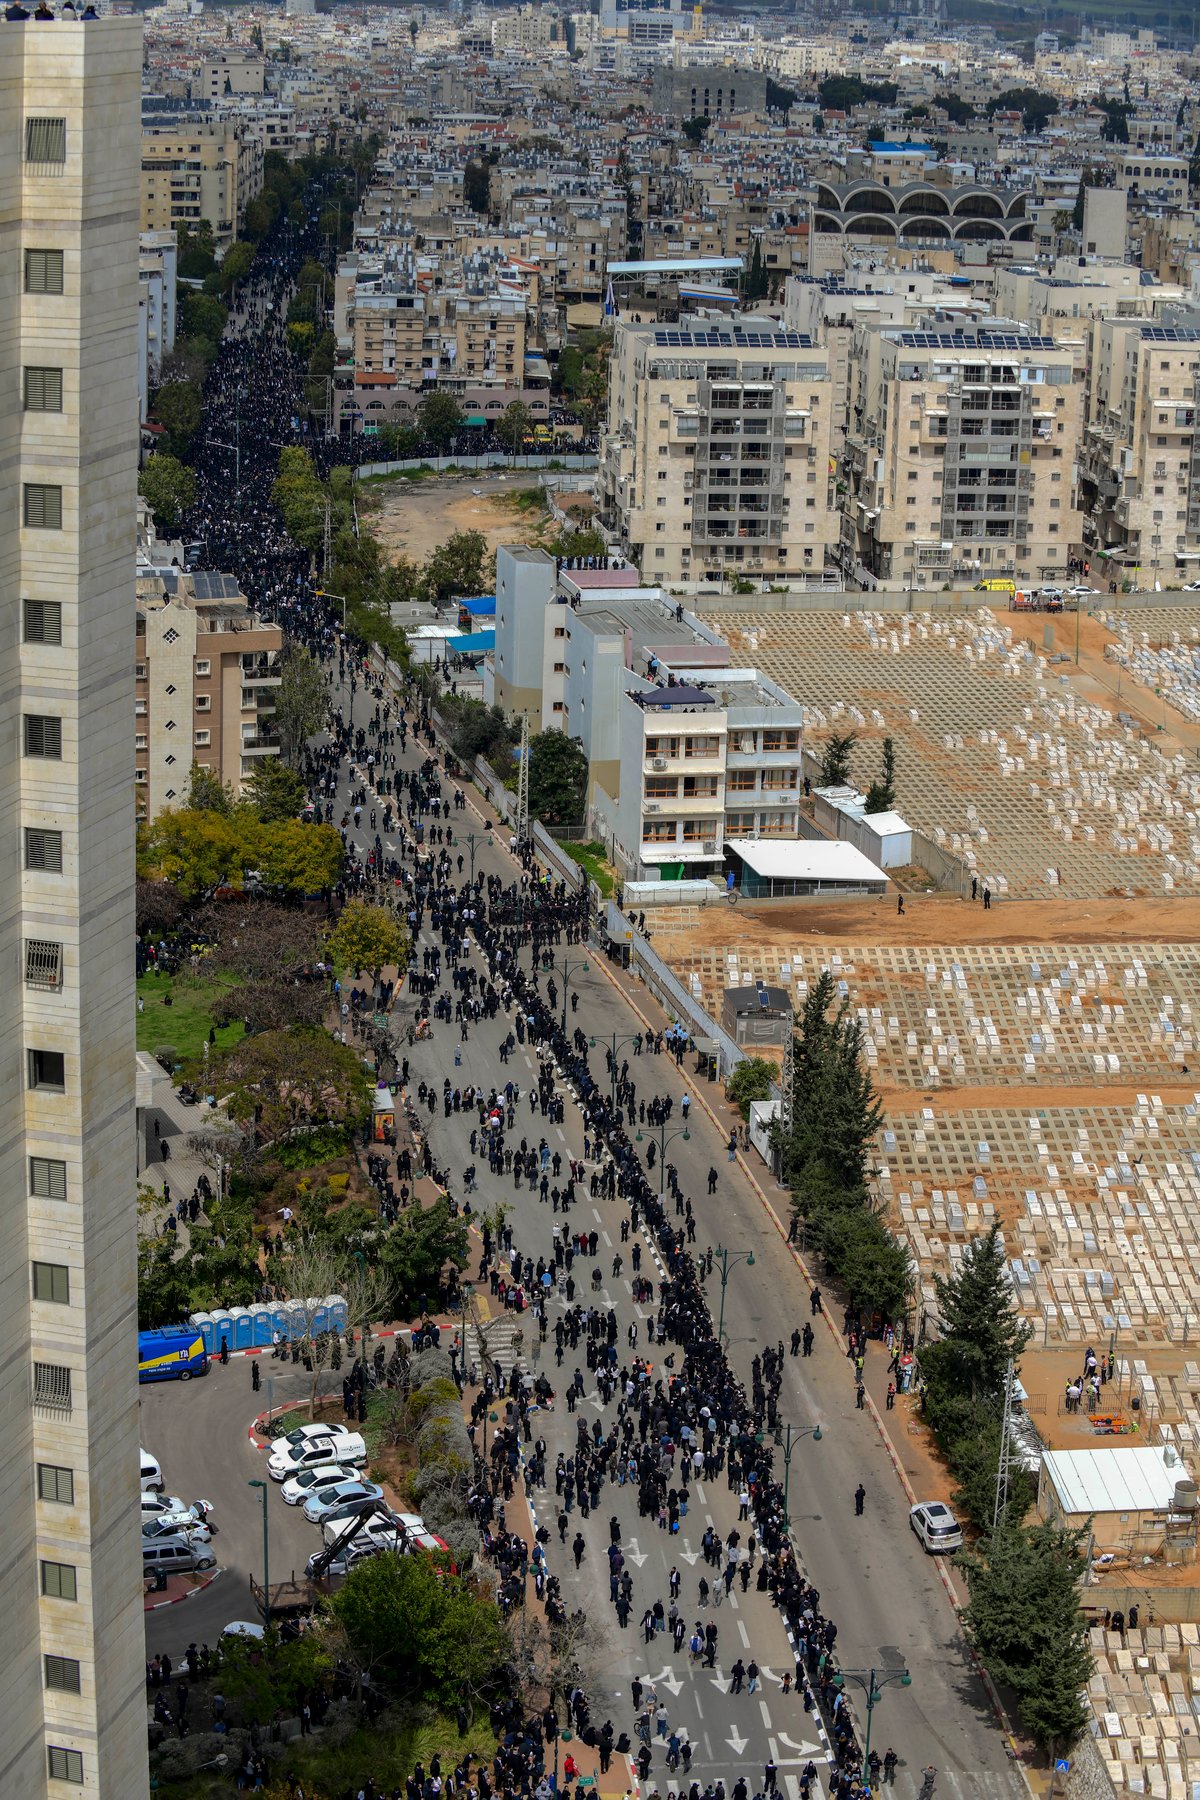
(240, 736, 281, 755)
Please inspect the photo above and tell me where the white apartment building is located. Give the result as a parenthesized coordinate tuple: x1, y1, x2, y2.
(0, 17, 147, 1797)
(137, 228, 178, 422)
(1081, 321, 1200, 584)
(840, 326, 1086, 589)
(599, 319, 837, 588)
(611, 668, 804, 881)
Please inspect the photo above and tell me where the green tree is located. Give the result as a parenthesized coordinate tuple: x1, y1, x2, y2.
(949, 1417, 1034, 1536)
(151, 380, 203, 458)
(326, 1545, 508, 1709)
(546, 524, 608, 561)
(527, 729, 588, 827)
(274, 646, 327, 765)
(726, 1057, 775, 1120)
(213, 1026, 372, 1147)
(253, 818, 344, 897)
(818, 731, 857, 787)
(744, 239, 769, 302)
(921, 1224, 1032, 1414)
(936, 92, 975, 123)
(242, 195, 274, 241)
(378, 1193, 469, 1318)
(682, 115, 710, 142)
(417, 391, 465, 453)
(326, 899, 410, 981)
(440, 696, 518, 765)
(217, 239, 256, 294)
(244, 757, 307, 822)
(463, 158, 495, 216)
(961, 1521, 1093, 1756)
(496, 400, 534, 454)
(422, 529, 488, 606)
(864, 737, 896, 813)
(187, 760, 233, 813)
(985, 86, 1059, 132)
(180, 290, 228, 345)
(138, 453, 196, 532)
(137, 807, 249, 900)
(137, 1234, 196, 1328)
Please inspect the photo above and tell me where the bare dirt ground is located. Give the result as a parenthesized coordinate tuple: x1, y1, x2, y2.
(646, 891, 1200, 954)
(366, 473, 548, 568)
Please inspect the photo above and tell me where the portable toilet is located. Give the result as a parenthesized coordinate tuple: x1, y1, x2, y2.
(277, 1302, 307, 1342)
(211, 1310, 234, 1350)
(327, 1294, 348, 1332)
(190, 1312, 216, 1355)
(230, 1306, 254, 1351)
(308, 1298, 331, 1336)
(249, 1304, 275, 1347)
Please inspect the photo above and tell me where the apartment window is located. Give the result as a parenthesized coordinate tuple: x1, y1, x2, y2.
(24, 484, 63, 530)
(41, 1560, 76, 1600)
(24, 367, 63, 413)
(193, 730, 211, 747)
(25, 249, 65, 295)
(25, 117, 67, 167)
(24, 715, 62, 759)
(25, 940, 62, 989)
(25, 829, 63, 873)
(37, 1463, 74, 1504)
(195, 659, 211, 676)
(28, 1049, 66, 1092)
(195, 695, 211, 712)
(33, 1262, 70, 1306)
(727, 768, 756, 792)
(47, 1747, 83, 1785)
(31, 1157, 69, 1202)
(24, 599, 62, 644)
(45, 1657, 81, 1695)
(33, 1368, 71, 1411)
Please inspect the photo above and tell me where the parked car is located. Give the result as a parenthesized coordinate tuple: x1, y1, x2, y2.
(140, 1449, 164, 1494)
(305, 1540, 381, 1580)
(332, 1509, 448, 1555)
(267, 1432, 367, 1482)
(280, 1463, 359, 1506)
(302, 1480, 384, 1526)
(274, 1421, 356, 1451)
(142, 1534, 216, 1577)
(141, 1493, 214, 1529)
(909, 1501, 964, 1552)
(143, 1514, 214, 1546)
(221, 1621, 265, 1644)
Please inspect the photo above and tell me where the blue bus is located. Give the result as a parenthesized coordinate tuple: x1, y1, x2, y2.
(138, 1327, 210, 1383)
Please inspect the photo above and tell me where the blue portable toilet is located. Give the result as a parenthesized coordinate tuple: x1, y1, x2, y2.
(250, 1305, 274, 1346)
(211, 1311, 234, 1350)
(327, 1294, 348, 1332)
(309, 1299, 330, 1336)
(190, 1312, 216, 1355)
(278, 1302, 307, 1342)
(230, 1307, 254, 1351)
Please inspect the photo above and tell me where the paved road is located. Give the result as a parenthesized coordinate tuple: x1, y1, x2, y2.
(144, 653, 1025, 1800)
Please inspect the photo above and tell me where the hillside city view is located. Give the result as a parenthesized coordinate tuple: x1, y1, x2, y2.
(4, 3, 1200, 1800)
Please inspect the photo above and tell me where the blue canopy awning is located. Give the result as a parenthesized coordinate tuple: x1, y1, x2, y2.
(454, 629, 495, 655)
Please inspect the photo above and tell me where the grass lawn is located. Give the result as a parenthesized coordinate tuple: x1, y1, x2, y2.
(563, 839, 615, 897)
(136, 969, 244, 1064)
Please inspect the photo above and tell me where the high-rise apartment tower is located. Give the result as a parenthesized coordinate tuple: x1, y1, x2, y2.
(0, 17, 147, 1796)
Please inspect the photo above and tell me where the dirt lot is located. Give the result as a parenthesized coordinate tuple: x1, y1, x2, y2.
(367, 473, 549, 568)
(645, 891, 1200, 954)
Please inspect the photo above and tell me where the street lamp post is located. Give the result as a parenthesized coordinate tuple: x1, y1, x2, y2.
(713, 1244, 755, 1344)
(542, 953, 590, 1032)
(453, 828, 493, 884)
(832, 1667, 912, 1790)
(772, 1420, 822, 1528)
(248, 1478, 270, 1624)
(588, 1029, 643, 1110)
(635, 1121, 691, 1197)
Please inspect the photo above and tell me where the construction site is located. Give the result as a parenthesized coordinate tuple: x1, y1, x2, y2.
(636, 599, 1200, 1796)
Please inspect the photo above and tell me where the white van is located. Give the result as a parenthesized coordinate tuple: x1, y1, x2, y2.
(140, 1449, 164, 1494)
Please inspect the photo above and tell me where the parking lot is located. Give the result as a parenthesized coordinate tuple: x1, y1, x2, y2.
(140, 1358, 329, 1656)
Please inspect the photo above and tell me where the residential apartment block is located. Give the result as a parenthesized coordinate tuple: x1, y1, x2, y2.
(0, 17, 147, 1796)
(135, 568, 284, 820)
(599, 320, 837, 586)
(839, 326, 1085, 589)
(1080, 321, 1200, 584)
(140, 115, 264, 250)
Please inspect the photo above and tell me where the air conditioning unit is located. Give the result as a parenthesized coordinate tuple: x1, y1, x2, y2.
(702, 840, 717, 854)
(645, 803, 661, 814)
(652, 757, 667, 770)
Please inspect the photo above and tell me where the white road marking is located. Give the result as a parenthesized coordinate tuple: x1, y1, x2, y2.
(737, 1618, 750, 1646)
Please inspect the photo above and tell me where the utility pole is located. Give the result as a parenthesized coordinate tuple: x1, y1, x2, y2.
(993, 1356, 1016, 1534)
(515, 711, 530, 850)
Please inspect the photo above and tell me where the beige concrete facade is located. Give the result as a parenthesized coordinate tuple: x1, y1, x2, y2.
(135, 580, 284, 819)
(1081, 320, 1200, 584)
(0, 18, 148, 1797)
(839, 325, 1085, 589)
(140, 117, 264, 250)
(600, 319, 837, 587)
